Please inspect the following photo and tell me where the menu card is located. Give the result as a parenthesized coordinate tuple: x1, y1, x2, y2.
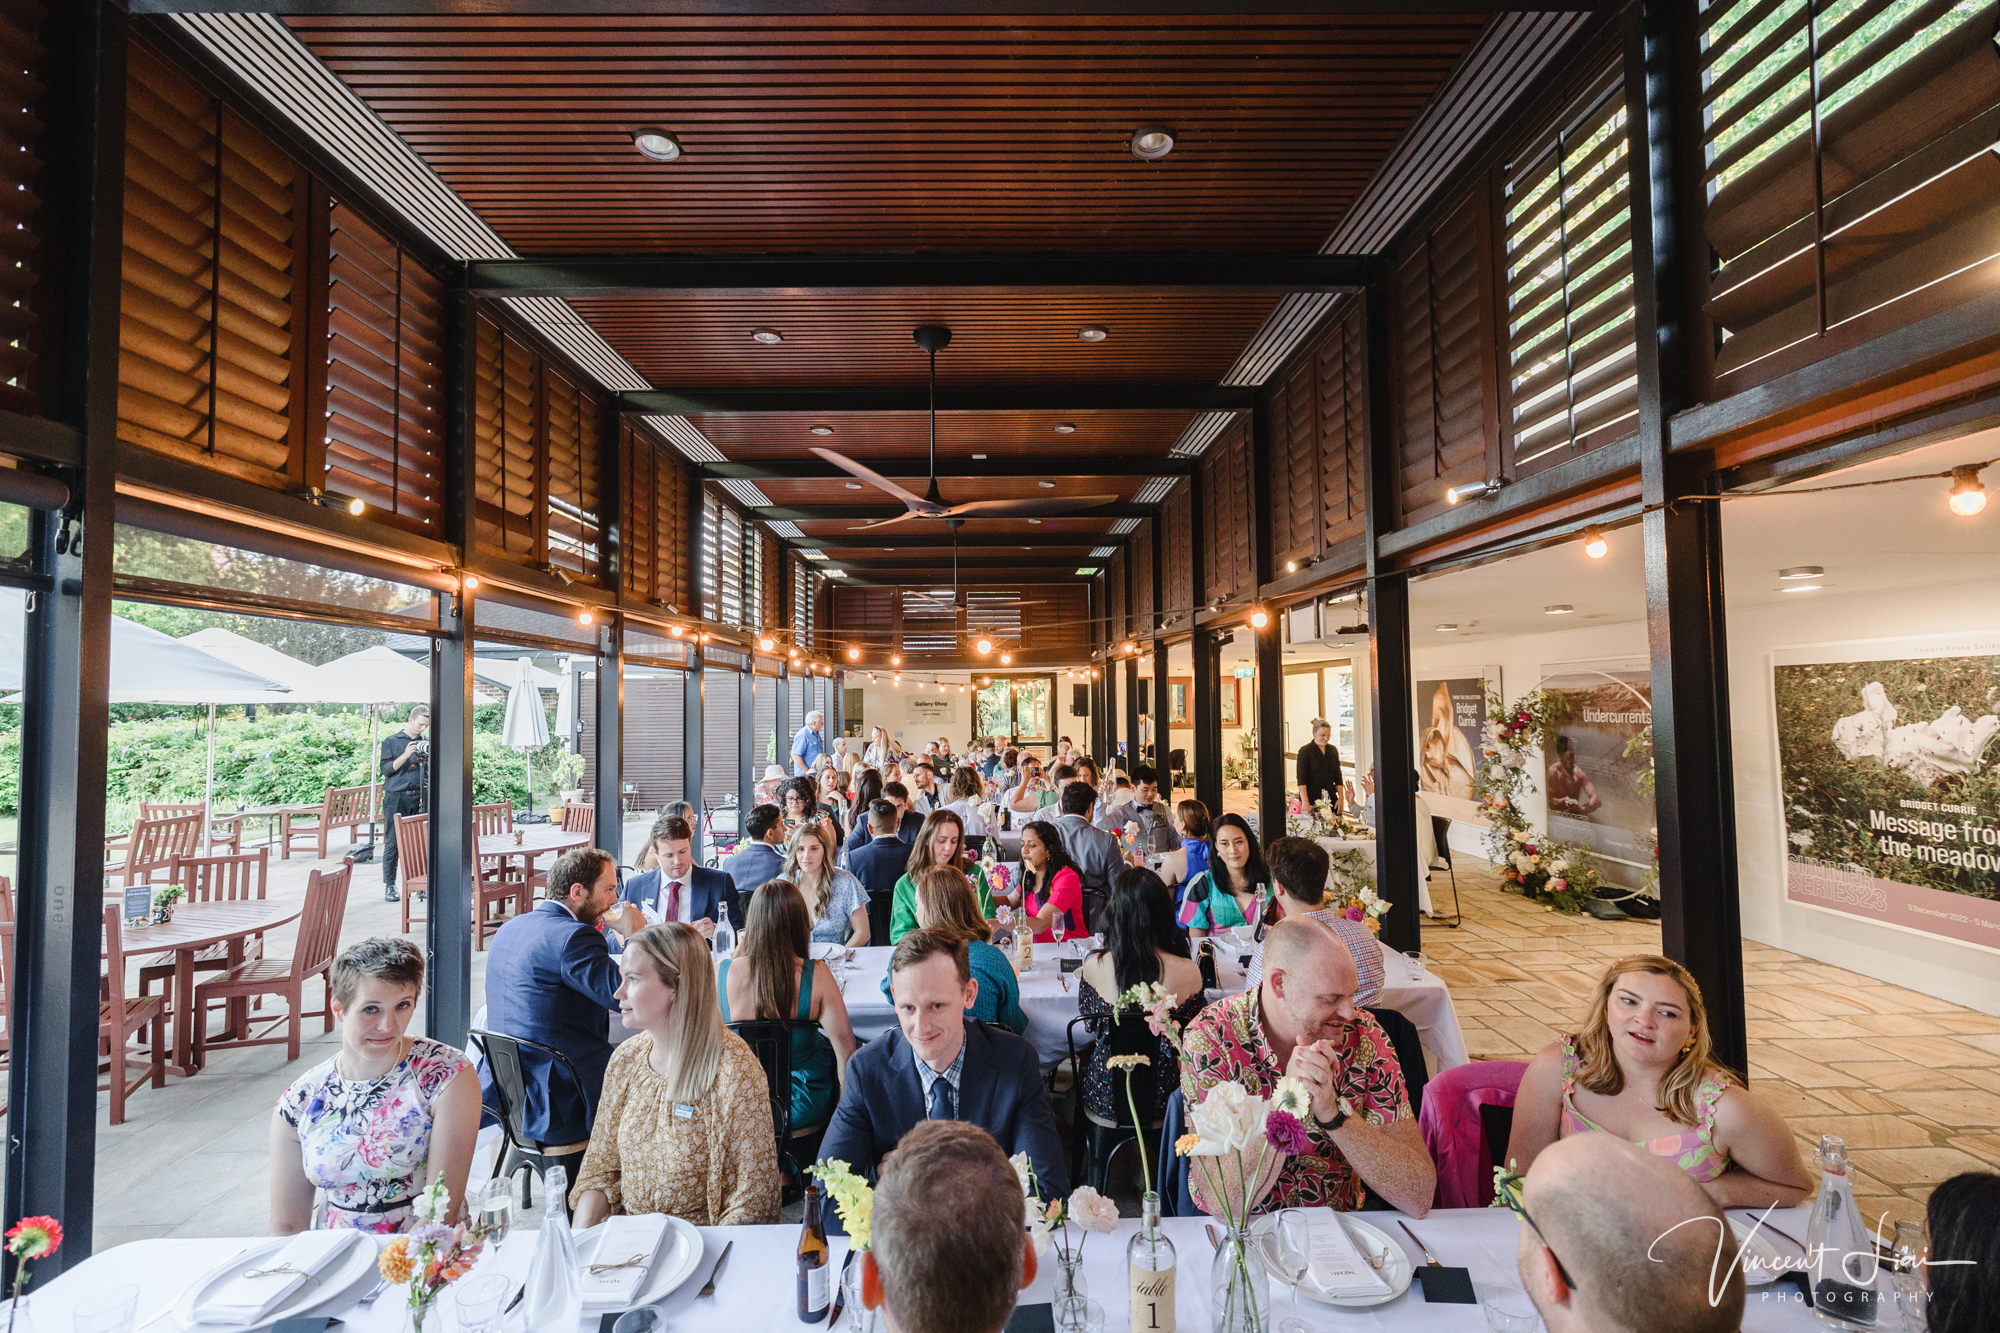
(1306, 1212, 1390, 1299)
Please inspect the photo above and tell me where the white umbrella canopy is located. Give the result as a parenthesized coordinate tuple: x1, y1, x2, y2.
(183, 628, 405, 705)
(472, 657, 562, 692)
(0, 589, 288, 701)
(500, 656, 550, 750)
(553, 656, 577, 752)
(317, 645, 435, 703)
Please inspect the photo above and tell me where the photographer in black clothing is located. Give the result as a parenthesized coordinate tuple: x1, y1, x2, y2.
(380, 704, 431, 902)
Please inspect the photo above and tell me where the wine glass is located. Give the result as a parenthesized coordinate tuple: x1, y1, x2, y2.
(1274, 1209, 1314, 1333)
(1051, 915, 1068, 956)
(476, 1175, 513, 1246)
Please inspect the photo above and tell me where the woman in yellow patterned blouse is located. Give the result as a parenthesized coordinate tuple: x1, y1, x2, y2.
(571, 923, 781, 1226)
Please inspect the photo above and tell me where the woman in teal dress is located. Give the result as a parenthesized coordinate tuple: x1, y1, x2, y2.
(718, 880, 857, 1131)
(1177, 813, 1274, 940)
(878, 866, 1027, 1034)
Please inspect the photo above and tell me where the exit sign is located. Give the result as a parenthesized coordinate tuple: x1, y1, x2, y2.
(1233, 667, 1255, 679)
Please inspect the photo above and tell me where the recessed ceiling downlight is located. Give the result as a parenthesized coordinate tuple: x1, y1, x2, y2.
(809, 425, 833, 436)
(1778, 566, 1824, 579)
(1077, 326, 1109, 343)
(751, 328, 783, 345)
(1054, 423, 1076, 434)
(631, 129, 682, 162)
(1129, 124, 1176, 160)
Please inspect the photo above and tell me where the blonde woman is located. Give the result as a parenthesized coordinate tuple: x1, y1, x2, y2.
(783, 821, 870, 946)
(1506, 954, 1812, 1208)
(942, 765, 995, 836)
(864, 725, 901, 770)
(571, 924, 781, 1226)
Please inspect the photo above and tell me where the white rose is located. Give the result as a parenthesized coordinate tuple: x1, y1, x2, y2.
(1067, 1186, 1121, 1235)
(1191, 1080, 1266, 1152)
(1548, 859, 1568, 874)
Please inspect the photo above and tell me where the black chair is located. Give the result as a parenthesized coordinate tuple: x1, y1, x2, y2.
(1366, 1006, 1429, 1118)
(470, 1029, 589, 1219)
(1428, 815, 1463, 928)
(865, 891, 894, 951)
(1065, 1011, 1160, 1193)
(728, 1017, 828, 1185)
(1168, 749, 1189, 791)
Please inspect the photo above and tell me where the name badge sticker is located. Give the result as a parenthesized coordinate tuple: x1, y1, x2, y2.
(674, 1102, 696, 1120)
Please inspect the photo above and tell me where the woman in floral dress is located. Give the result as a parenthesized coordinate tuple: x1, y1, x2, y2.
(269, 938, 480, 1234)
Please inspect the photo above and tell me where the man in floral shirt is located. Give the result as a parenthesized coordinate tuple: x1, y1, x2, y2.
(1180, 917, 1436, 1214)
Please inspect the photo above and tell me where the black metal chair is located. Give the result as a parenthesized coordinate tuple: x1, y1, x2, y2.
(728, 1017, 828, 1187)
(1065, 1009, 1161, 1193)
(470, 1028, 590, 1219)
(1168, 749, 1189, 791)
(1428, 814, 1463, 928)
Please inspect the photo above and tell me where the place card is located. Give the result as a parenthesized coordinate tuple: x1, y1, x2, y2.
(1306, 1213, 1390, 1299)
(1412, 1265, 1476, 1303)
(581, 1214, 666, 1307)
(1005, 1302, 1055, 1333)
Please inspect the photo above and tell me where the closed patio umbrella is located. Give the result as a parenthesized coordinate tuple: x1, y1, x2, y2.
(553, 655, 577, 753)
(500, 656, 549, 813)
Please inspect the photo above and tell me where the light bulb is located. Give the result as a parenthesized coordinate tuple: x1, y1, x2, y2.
(891, 655, 902, 666)
(1247, 606, 1270, 630)
(847, 647, 860, 661)
(759, 636, 775, 651)
(347, 497, 365, 516)
(1000, 654, 1013, 665)
(462, 574, 479, 591)
(578, 610, 594, 626)
(1582, 525, 1608, 559)
(1948, 465, 1987, 516)
(670, 625, 684, 637)
(975, 638, 993, 654)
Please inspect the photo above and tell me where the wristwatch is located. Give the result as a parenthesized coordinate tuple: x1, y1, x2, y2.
(1315, 1097, 1355, 1133)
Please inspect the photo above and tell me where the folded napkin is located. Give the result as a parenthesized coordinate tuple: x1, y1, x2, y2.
(1305, 1212, 1390, 1299)
(581, 1215, 668, 1307)
(193, 1230, 356, 1325)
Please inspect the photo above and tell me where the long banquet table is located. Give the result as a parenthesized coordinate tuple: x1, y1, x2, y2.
(837, 937, 1471, 1071)
(42, 1205, 1830, 1332)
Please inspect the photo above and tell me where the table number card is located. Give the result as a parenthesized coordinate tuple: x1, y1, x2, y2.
(125, 884, 153, 923)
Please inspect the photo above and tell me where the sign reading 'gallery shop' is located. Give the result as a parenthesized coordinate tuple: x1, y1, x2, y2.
(1772, 634, 2000, 955)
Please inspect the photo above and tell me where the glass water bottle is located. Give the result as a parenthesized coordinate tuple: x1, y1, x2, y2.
(521, 1165, 582, 1333)
(1807, 1135, 1882, 1330)
(1126, 1190, 1176, 1333)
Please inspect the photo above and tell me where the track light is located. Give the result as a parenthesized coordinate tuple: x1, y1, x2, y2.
(1949, 464, 1988, 515)
(1446, 478, 1502, 505)
(1582, 525, 1608, 559)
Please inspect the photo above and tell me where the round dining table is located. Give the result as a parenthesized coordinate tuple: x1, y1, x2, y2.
(476, 826, 593, 883)
(126, 898, 300, 1076)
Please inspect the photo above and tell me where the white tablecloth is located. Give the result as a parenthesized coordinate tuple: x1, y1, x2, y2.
(839, 939, 1470, 1072)
(1318, 833, 1437, 917)
(41, 1206, 1829, 1332)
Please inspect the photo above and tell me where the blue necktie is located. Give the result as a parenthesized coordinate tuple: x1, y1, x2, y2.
(928, 1076, 954, 1121)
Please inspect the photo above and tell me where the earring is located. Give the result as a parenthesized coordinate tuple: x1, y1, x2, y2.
(1681, 1040, 1695, 1054)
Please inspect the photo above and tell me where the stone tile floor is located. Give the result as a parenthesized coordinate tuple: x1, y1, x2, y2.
(24, 818, 1997, 1253)
(1422, 861, 2000, 1229)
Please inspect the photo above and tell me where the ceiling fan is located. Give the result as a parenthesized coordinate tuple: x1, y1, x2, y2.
(809, 324, 1119, 531)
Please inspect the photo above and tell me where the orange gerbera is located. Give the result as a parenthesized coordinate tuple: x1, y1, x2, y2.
(377, 1237, 415, 1284)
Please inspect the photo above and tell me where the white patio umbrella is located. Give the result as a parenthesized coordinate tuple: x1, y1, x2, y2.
(553, 655, 578, 753)
(0, 589, 289, 700)
(499, 656, 550, 812)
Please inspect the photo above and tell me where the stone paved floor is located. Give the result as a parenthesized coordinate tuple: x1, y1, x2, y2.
(33, 819, 1999, 1252)
(1423, 861, 2000, 1229)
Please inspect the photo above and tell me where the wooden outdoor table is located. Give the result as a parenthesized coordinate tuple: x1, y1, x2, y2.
(234, 802, 323, 852)
(126, 898, 300, 1076)
(476, 827, 593, 882)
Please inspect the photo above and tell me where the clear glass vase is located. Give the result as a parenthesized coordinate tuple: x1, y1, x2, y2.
(1053, 1249, 1087, 1306)
(401, 1295, 436, 1333)
(841, 1257, 876, 1333)
(1208, 1223, 1268, 1333)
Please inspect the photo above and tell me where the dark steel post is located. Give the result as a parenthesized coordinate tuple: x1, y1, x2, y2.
(595, 620, 623, 862)
(4, 0, 124, 1269)
(1123, 657, 1141, 780)
(1152, 642, 1171, 782)
(739, 669, 757, 817)
(1249, 399, 1287, 842)
(775, 668, 791, 769)
(683, 649, 705, 834)
(1362, 282, 1421, 955)
(1629, 0, 1746, 1074)
(1193, 631, 1224, 817)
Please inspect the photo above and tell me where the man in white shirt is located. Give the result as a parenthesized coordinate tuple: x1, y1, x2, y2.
(909, 760, 941, 815)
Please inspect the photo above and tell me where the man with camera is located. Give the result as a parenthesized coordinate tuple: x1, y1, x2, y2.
(380, 704, 430, 903)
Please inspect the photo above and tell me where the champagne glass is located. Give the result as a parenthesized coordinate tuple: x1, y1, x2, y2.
(1275, 1209, 1314, 1333)
(1051, 915, 1068, 956)
(476, 1175, 514, 1246)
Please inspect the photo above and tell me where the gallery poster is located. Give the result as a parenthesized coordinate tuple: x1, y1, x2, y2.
(1416, 667, 1496, 823)
(1539, 660, 1655, 892)
(1771, 635, 2000, 955)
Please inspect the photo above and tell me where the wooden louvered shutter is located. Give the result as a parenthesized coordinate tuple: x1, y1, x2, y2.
(1702, 0, 2000, 386)
(324, 203, 442, 533)
(120, 47, 299, 488)
(1201, 420, 1254, 601)
(473, 315, 539, 560)
(1501, 69, 1637, 469)
(1393, 193, 1497, 523)
(1108, 548, 1127, 640)
(760, 532, 783, 634)
(545, 365, 601, 578)
(0, 0, 45, 415)
(1130, 516, 1154, 632)
(622, 423, 657, 602)
(1164, 480, 1193, 624)
(699, 491, 721, 621)
(1270, 358, 1320, 571)
(1319, 304, 1367, 550)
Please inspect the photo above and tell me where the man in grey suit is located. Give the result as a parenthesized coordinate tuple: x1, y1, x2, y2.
(1094, 764, 1175, 853)
(1053, 781, 1125, 914)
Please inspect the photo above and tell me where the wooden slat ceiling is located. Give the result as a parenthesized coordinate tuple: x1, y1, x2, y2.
(570, 292, 1279, 387)
(285, 13, 1488, 254)
(755, 476, 1145, 506)
(818, 543, 1105, 560)
(690, 409, 1196, 458)
(794, 516, 1119, 539)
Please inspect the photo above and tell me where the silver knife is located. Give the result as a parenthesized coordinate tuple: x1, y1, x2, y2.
(699, 1239, 735, 1297)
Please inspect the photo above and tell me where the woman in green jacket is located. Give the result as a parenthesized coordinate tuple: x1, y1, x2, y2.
(887, 809, 993, 943)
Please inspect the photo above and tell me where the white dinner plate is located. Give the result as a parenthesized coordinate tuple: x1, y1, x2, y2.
(173, 1230, 380, 1330)
(1729, 1215, 1786, 1286)
(1250, 1212, 1413, 1308)
(572, 1215, 705, 1310)
(810, 941, 847, 962)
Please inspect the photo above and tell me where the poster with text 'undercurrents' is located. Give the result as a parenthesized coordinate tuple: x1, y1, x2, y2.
(1772, 635, 2000, 955)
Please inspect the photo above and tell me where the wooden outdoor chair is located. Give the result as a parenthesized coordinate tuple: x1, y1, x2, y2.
(397, 812, 429, 934)
(474, 802, 513, 884)
(99, 906, 168, 1124)
(284, 784, 378, 861)
(472, 803, 527, 949)
(103, 814, 204, 887)
(137, 848, 272, 1001)
(561, 803, 595, 834)
(138, 802, 244, 856)
(193, 857, 353, 1064)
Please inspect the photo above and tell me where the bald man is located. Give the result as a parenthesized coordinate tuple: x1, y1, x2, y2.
(1178, 917, 1435, 1214)
(1517, 1133, 1746, 1333)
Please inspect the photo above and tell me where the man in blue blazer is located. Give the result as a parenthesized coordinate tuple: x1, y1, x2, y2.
(724, 803, 787, 901)
(843, 781, 925, 854)
(818, 929, 1067, 1212)
(846, 799, 914, 945)
(479, 847, 644, 1149)
(621, 812, 740, 934)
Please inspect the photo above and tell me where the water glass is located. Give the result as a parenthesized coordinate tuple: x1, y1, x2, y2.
(1402, 950, 1429, 982)
(454, 1273, 512, 1332)
(477, 1175, 514, 1245)
(612, 1308, 663, 1333)
(72, 1284, 139, 1333)
(1891, 1218, 1929, 1331)
(1481, 1286, 1540, 1332)
(1054, 1297, 1105, 1333)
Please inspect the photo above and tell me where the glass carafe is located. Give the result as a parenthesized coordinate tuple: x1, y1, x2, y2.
(1125, 1191, 1176, 1333)
(1807, 1135, 1883, 1330)
(520, 1166, 583, 1333)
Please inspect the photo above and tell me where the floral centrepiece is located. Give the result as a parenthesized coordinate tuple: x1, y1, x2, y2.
(1470, 688, 1603, 914)
(5, 1215, 60, 1332)
(810, 1160, 874, 1251)
(1284, 796, 1370, 841)
(376, 1178, 490, 1330)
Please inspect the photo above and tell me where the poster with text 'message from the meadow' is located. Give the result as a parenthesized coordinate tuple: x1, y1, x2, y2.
(1773, 636, 2000, 955)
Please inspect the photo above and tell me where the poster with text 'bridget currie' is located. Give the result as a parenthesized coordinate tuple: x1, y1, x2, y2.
(1772, 635, 2000, 955)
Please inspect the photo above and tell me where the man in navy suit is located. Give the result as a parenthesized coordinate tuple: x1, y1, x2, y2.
(818, 929, 1067, 1210)
(724, 803, 786, 900)
(479, 847, 644, 1150)
(845, 781, 925, 854)
(620, 812, 740, 935)
(847, 799, 914, 945)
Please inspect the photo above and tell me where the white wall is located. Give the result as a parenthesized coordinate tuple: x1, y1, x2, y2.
(843, 675, 1091, 757)
(1726, 580, 2000, 1017)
